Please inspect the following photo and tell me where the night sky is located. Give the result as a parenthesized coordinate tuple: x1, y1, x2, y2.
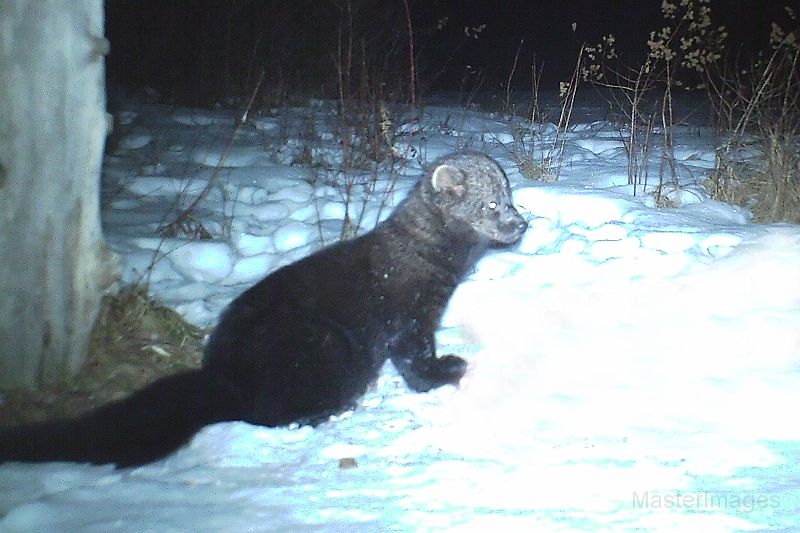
(104, 0, 793, 104)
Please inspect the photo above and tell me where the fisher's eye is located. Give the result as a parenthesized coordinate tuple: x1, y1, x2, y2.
(487, 201, 497, 210)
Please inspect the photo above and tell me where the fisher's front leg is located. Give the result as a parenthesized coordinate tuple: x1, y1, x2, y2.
(389, 328, 467, 392)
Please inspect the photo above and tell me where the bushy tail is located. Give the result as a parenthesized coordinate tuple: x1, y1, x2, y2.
(0, 368, 245, 468)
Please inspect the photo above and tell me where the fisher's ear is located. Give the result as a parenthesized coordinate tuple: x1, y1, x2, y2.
(430, 164, 466, 199)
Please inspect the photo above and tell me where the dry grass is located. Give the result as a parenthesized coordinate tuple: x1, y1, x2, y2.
(751, 136, 800, 223)
(508, 52, 580, 183)
(0, 287, 205, 426)
(705, 38, 800, 223)
(709, 135, 800, 224)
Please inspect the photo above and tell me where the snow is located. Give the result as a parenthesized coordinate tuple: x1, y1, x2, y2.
(2, 95, 799, 532)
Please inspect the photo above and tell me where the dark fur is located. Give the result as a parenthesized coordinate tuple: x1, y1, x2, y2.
(0, 152, 527, 467)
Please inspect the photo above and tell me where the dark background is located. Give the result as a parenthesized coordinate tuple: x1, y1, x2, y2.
(104, 0, 794, 106)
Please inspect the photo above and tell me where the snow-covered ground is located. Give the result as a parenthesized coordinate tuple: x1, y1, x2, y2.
(1, 95, 799, 532)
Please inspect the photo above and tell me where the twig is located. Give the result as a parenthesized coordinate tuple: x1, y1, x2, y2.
(401, 0, 417, 111)
(159, 69, 265, 238)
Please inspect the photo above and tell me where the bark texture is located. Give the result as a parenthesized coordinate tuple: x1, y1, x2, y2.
(0, 0, 117, 388)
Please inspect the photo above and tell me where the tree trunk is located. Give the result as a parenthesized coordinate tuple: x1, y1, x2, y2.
(0, 0, 117, 389)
